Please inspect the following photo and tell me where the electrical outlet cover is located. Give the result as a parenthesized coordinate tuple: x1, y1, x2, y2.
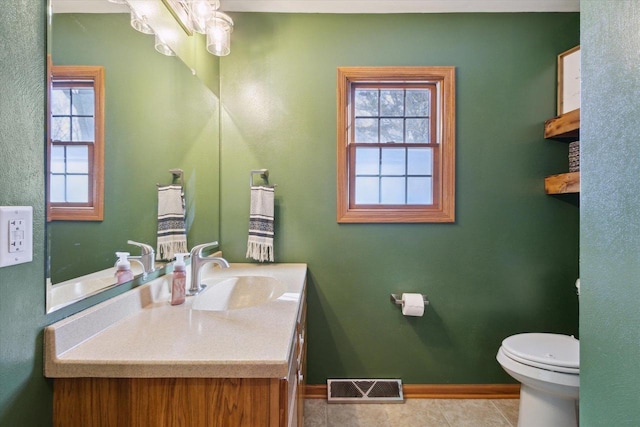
(0, 206, 33, 268)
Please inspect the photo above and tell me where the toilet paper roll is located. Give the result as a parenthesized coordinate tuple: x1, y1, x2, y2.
(401, 293, 425, 317)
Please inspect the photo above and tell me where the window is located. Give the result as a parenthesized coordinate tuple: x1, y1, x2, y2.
(337, 67, 456, 223)
(48, 65, 105, 221)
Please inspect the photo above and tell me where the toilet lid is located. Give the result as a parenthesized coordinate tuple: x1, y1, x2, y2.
(502, 333, 579, 371)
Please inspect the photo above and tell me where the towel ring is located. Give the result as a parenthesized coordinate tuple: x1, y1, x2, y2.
(157, 169, 184, 187)
(250, 169, 276, 187)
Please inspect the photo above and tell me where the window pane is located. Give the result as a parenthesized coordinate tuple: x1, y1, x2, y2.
(380, 118, 403, 143)
(51, 88, 71, 116)
(406, 118, 429, 143)
(72, 117, 95, 142)
(355, 89, 378, 117)
(355, 177, 379, 204)
(66, 175, 89, 203)
(408, 177, 433, 204)
(407, 148, 433, 175)
(50, 175, 65, 203)
(72, 89, 95, 116)
(355, 118, 378, 143)
(380, 90, 404, 117)
(66, 146, 89, 173)
(50, 146, 66, 173)
(406, 89, 430, 116)
(355, 147, 380, 175)
(380, 177, 405, 204)
(51, 117, 71, 142)
(381, 148, 405, 175)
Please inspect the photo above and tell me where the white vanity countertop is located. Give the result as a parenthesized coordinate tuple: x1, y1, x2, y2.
(44, 263, 307, 379)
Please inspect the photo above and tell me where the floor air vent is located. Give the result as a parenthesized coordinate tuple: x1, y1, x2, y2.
(327, 379, 403, 403)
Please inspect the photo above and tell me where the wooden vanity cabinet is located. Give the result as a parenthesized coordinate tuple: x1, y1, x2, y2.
(52, 290, 307, 427)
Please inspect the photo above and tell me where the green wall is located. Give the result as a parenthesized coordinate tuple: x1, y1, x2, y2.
(0, 6, 585, 426)
(0, 2, 51, 425)
(49, 14, 221, 282)
(581, 1, 640, 424)
(219, 13, 580, 384)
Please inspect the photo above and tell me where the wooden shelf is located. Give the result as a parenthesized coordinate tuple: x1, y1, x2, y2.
(544, 108, 580, 141)
(543, 109, 580, 194)
(545, 172, 580, 194)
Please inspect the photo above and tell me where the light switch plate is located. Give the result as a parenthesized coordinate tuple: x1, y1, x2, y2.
(0, 206, 33, 268)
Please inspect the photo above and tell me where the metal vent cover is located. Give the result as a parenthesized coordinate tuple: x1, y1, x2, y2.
(327, 379, 403, 403)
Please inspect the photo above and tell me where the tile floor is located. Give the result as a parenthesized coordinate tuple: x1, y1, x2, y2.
(304, 398, 520, 427)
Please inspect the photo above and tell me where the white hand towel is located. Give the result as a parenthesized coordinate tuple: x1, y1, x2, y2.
(157, 184, 187, 260)
(246, 185, 275, 262)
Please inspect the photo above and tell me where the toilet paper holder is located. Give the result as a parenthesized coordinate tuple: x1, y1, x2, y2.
(390, 293, 429, 307)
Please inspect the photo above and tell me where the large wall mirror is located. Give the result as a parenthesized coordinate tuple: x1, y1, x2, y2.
(47, 0, 221, 313)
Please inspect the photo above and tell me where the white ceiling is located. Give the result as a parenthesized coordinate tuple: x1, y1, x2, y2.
(52, 0, 580, 14)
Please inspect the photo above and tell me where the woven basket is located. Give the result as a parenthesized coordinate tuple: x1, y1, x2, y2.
(568, 141, 580, 172)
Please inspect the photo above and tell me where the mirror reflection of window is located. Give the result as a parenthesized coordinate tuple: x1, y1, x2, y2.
(50, 84, 94, 203)
(47, 64, 104, 221)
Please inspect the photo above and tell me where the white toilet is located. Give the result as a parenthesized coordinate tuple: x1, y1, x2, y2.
(497, 332, 579, 427)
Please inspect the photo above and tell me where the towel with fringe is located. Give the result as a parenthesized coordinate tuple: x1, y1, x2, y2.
(157, 184, 187, 260)
(246, 185, 275, 262)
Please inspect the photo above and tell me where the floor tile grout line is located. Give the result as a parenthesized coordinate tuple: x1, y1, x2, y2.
(435, 403, 454, 427)
(490, 400, 516, 427)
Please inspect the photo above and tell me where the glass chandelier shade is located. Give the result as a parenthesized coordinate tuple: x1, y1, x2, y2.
(188, 0, 221, 33)
(154, 35, 176, 56)
(130, 9, 154, 35)
(206, 12, 234, 56)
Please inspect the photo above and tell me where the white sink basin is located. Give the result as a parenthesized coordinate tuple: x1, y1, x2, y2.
(191, 275, 287, 311)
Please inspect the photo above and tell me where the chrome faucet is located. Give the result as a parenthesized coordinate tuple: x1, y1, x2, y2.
(188, 241, 230, 296)
(127, 240, 156, 279)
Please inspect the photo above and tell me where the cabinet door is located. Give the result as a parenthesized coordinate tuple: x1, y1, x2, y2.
(296, 297, 307, 427)
(54, 377, 278, 427)
(285, 358, 298, 427)
(283, 284, 307, 427)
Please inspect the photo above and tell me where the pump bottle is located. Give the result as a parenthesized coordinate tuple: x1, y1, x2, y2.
(171, 253, 189, 305)
(114, 252, 134, 285)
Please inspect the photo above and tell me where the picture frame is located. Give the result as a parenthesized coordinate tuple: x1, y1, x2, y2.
(162, 0, 193, 35)
(557, 45, 580, 115)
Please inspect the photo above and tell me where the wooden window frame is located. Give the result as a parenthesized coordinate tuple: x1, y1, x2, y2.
(47, 62, 105, 221)
(337, 66, 456, 223)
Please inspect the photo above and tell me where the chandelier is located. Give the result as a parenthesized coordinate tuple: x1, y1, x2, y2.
(107, 0, 234, 57)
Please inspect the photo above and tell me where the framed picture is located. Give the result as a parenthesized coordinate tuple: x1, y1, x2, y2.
(557, 45, 580, 115)
(162, 0, 193, 35)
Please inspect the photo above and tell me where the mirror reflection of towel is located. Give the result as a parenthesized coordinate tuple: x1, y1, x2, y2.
(246, 186, 274, 262)
(157, 185, 187, 261)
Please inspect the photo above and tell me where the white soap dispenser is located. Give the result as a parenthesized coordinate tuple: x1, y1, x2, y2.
(114, 252, 134, 285)
(171, 253, 189, 305)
